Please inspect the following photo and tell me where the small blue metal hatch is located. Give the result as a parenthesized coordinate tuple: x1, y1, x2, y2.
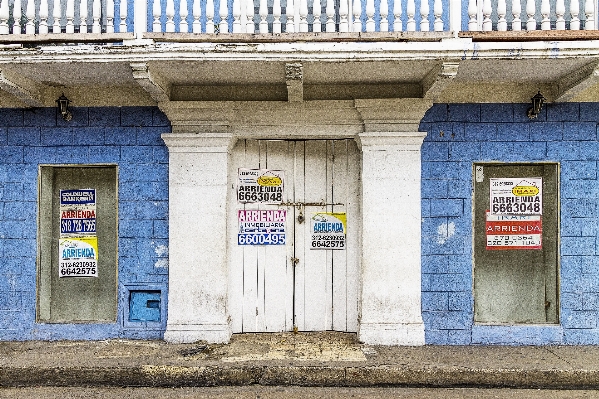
(129, 290, 161, 322)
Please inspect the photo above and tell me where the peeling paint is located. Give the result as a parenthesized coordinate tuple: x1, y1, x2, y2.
(154, 244, 168, 257)
(436, 221, 455, 245)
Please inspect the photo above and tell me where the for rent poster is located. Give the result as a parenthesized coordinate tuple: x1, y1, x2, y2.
(310, 212, 346, 250)
(489, 177, 542, 215)
(486, 212, 542, 250)
(59, 189, 98, 277)
(238, 209, 286, 245)
(237, 168, 284, 204)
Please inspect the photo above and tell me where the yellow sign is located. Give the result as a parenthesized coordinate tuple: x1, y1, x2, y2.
(257, 175, 282, 187)
(512, 185, 540, 196)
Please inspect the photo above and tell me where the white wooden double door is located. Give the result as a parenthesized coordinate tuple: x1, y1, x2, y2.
(229, 139, 360, 333)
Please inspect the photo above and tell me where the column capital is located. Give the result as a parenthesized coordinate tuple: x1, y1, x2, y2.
(161, 133, 236, 153)
(356, 131, 427, 151)
(355, 98, 432, 133)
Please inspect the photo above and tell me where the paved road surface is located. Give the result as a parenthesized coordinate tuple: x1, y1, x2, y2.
(2, 387, 599, 398)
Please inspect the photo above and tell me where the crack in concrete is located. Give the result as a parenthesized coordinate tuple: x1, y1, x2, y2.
(544, 347, 574, 368)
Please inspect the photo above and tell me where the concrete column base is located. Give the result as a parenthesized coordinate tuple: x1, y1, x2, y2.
(163, 324, 231, 344)
(359, 322, 425, 346)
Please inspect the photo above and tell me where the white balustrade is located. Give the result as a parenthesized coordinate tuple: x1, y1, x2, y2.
(0, 0, 596, 37)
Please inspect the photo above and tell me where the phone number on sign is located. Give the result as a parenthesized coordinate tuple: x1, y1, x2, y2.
(238, 233, 286, 245)
(311, 240, 345, 248)
(60, 267, 97, 276)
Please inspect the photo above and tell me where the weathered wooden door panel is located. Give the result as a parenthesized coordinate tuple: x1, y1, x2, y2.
(229, 139, 359, 333)
(474, 163, 558, 324)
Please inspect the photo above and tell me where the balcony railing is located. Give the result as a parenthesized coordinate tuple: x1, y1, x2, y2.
(0, 0, 596, 37)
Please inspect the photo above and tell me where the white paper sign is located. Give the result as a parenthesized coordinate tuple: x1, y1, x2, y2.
(237, 168, 284, 204)
(490, 177, 542, 215)
(59, 189, 98, 277)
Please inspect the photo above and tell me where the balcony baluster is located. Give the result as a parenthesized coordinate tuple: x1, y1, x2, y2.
(433, 0, 442, 31)
(585, 0, 594, 30)
(219, 0, 228, 32)
(511, 0, 521, 30)
(13, 0, 21, 33)
(541, 0, 550, 30)
(119, 0, 127, 32)
(312, 0, 320, 32)
(496, 0, 507, 31)
(326, 0, 334, 32)
(180, 0, 188, 32)
(393, 0, 401, 31)
(26, 0, 35, 33)
(571, 0, 580, 29)
(380, 0, 388, 32)
(39, 0, 49, 33)
(555, 0, 565, 30)
(272, 0, 281, 32)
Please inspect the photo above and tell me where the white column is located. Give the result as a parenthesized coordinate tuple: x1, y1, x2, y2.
(162, 133, 235, 344)
(355, 99, 431, 346)
(357, 132, 426, 346)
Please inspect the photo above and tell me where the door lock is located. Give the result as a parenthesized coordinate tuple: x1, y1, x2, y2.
(297, 211, 305, 224)
(291, 257, 299, 265)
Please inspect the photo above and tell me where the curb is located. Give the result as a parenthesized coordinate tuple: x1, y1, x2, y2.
(3, 366, 599, 389)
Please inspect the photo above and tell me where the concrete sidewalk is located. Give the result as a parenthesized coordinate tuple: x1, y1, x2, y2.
(1, 332, 599, 389)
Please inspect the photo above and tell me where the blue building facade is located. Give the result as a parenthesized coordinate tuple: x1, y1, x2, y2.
(421, 102, 599, 345)
(0, 106, 170, 340)
(2, 101, 599, 344)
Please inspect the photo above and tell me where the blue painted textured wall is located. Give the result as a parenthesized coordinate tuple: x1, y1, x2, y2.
(0, 106, 170, 340)
(421, 102, 599, 345)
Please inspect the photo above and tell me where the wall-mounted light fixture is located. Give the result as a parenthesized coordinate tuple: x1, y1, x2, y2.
(56, 93, 72, 121)
(527, 91, 546, 119)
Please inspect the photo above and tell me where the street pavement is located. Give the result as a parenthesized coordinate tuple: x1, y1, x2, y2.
(1, 332, 599, 389)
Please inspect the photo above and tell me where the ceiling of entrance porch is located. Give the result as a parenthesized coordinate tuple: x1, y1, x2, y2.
(0, 44, 598, 107)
